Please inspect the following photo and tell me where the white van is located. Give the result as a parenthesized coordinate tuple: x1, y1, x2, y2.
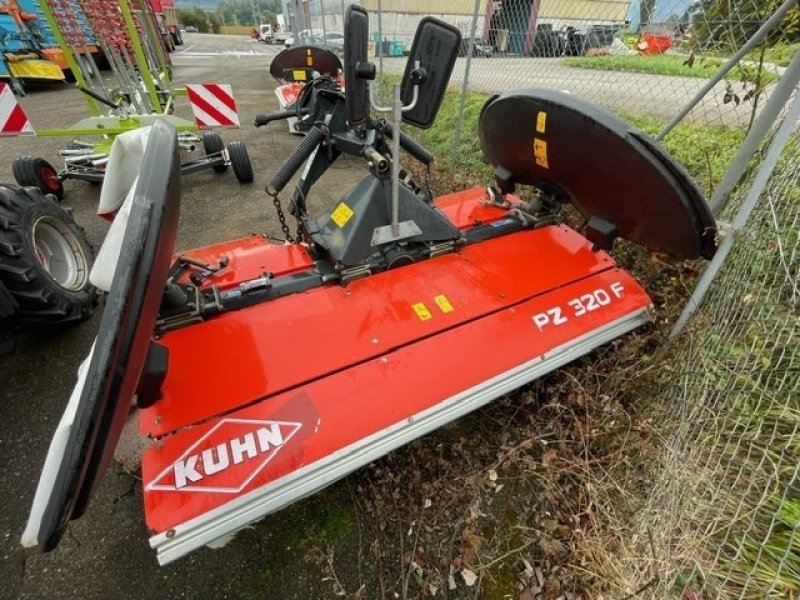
(259, 24, 274, 43)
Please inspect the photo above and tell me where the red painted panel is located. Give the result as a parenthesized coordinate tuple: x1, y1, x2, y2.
(142, 266, 650, 533)
(173, 235, 314, 290)
(141, 226, 616, 438)
(434, 186, 523, 229)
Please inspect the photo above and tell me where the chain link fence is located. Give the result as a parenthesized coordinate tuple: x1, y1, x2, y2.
(273, 1, 800, 597)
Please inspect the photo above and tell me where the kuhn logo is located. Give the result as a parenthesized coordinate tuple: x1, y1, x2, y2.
(146, 418, 302, 494)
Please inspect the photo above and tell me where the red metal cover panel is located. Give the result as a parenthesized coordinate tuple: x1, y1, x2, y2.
(174, 235, 314, 290)
(142, 264, 650, 534)
(141, 226, 616, 438)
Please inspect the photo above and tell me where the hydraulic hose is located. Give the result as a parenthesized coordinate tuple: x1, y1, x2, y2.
(382, 122, 434, 166)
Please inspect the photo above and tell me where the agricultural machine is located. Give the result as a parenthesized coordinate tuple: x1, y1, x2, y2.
(3, 0, 253, 201)
(22, 6, 716, 565)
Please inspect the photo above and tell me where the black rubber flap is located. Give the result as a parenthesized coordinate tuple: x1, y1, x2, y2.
(344, 4, 369, 127)
(269, 46, 342, 81)
(478, 89, 717, 259)
(400, 17, 461, 129)
(37, 119, 181, 551)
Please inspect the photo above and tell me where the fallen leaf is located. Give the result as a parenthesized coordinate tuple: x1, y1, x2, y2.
(683, 588, 704, 600)
(462, 568, 478, 587)
(520, 589, 535, 600)
(488, 469, 498, 482)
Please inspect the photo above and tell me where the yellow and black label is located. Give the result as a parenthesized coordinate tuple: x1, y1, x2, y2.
(434, 294, 454, 313)
(412, 302, 433, 321)
(292, 69, 307, 81)
(536, 111, 547, 134)
(533, 138, 549, 169)
(331, 202, 355, 228)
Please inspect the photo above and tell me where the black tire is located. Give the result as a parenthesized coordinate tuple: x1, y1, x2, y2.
(202, 132, 228, 173)
(12, 156, 64, 201)
(0, 184, 97, 324)
(228, 141, 254, 183)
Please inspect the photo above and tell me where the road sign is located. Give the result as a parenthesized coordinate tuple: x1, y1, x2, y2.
(0, 82, 34, 136)
(186, 83, 240, 128)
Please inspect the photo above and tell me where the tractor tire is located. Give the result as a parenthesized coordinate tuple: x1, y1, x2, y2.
(0, 184, 97, 324)
(12, 156, 64, 201)
(228, 141, 254, 183)
(202, 132, 228, 173)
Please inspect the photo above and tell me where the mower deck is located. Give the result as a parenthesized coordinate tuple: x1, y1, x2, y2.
(142, 190, 652, 564)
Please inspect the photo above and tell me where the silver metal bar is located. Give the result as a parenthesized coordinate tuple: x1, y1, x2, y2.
(670, 90, 800, 339)
(450, 0, 482, 173)
(391, 84, 401, 237)
(708, 49, 800, 216)
(376, 0, 383, 76)
(656, 0, 798, 141)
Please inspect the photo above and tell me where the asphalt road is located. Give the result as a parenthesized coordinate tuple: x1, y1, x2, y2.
(0, 33, 368, 600)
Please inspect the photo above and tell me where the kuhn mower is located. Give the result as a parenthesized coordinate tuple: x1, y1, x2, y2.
(259, 45, 344, 134)
(23, 6, 716, 565)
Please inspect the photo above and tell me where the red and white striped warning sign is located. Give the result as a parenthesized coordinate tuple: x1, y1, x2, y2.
(0, 83, 34, 136)
(185, 83, 240, 129)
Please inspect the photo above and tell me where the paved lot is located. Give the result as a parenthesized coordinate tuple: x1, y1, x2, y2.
(0, 33, 367, 600)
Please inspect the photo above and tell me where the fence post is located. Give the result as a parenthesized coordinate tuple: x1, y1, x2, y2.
(449, 0, 482, 174)
(707, 50, 800, 216)
(669, 89, 800, 339)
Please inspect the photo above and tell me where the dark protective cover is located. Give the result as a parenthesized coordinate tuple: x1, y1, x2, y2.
(37, 119, 181, 551)
(269, 46, 343, 81)
(478, 89, 717, 259)
(400, 17, 461, 129)
(343, 5, 369, 127)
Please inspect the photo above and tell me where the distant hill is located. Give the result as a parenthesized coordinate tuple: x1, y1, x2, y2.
(175, 0, 219, 10)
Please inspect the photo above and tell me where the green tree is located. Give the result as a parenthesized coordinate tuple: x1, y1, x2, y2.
(208, 12, 221, 33)
(691, 0, 800, 52)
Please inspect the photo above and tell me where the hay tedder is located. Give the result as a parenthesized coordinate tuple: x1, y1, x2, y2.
(22, 6, 716, 565)
(3, 0, 253, 201)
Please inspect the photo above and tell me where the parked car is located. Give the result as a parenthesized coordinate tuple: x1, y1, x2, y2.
(458, 37, 493, 57)
(324, 31, 345, 52)
(284, 29, 324, 48)
(185, 25, 198, 33)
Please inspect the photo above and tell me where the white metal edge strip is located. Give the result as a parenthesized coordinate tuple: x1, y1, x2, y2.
(150, 309, 650, 564)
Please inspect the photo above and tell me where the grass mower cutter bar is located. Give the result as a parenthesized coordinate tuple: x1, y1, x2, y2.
(23, 6, 716, 565)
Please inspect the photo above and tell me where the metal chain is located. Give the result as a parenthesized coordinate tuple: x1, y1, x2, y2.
(269, 192, 295, 243)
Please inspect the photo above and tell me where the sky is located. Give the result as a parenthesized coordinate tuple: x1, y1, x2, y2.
(627, 0, 697, 27)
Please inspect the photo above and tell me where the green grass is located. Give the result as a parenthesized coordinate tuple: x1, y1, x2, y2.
(562, 54, 779, 84)
(415, 87, 746, 197)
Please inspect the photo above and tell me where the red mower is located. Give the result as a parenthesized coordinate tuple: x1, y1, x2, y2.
(23, 6, 716, 565)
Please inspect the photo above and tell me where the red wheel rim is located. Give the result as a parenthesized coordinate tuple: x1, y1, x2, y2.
(40, 166, 60, 191)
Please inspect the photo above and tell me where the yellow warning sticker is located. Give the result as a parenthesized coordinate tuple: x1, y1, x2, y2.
(434, 294, 454, 313)
(293, 69, 307, 81)
(533, 138, 549, 169)
(536, 111, 547, 134)
(412, 302, 433, 321)
(331, 202, 355, 228)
